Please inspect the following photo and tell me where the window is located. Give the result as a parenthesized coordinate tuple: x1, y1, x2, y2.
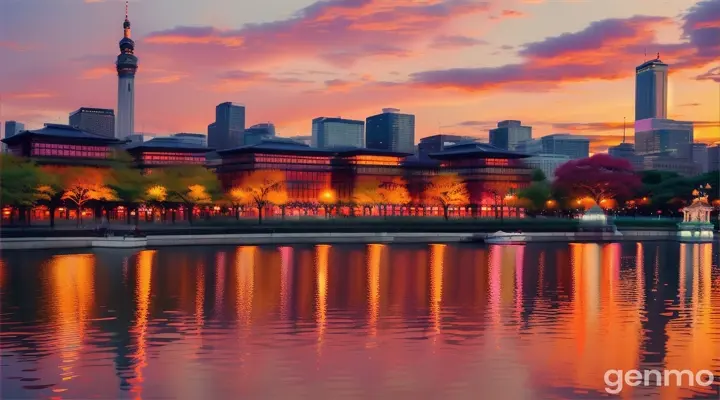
(141, 152, 205, 165)
(31, 142, 110, 159)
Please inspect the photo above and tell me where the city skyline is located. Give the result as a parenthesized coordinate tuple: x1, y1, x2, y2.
(1, 0, 719, 153)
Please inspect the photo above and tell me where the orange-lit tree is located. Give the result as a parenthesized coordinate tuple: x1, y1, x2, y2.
(377, 177, 411, 217)
(239, 170, 287, 224)
(108, 153, 148, 225)
(61, 168, 117, 227)
(228, 187, 251, 220)
(424, 174, 469, 220)
(154, 165, 220, 224)
(145, 185, 168, 223)
(352, 179, 382, 216)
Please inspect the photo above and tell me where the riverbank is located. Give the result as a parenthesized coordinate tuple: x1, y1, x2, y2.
(0, 229, 687, 250)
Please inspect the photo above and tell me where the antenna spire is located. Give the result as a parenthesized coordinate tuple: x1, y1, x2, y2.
(622, 117, 626, 143)
(125, 1, 129, 20)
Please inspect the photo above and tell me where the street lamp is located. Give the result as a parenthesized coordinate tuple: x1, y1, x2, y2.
(319, 189, 336, 218)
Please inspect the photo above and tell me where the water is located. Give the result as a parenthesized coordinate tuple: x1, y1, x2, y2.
(1, 242, 719, 399)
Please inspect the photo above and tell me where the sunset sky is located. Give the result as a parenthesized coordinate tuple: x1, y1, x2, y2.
(1, 0, 718, 152)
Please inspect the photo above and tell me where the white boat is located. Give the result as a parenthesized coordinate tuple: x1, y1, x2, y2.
(485, 231, 526, 245)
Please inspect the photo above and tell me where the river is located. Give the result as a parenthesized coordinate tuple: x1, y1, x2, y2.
(1, 242, 719, 399)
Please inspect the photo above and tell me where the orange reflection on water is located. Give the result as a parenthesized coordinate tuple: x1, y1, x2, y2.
(520, 243, 641, 399)
(429, 244, 445, 340)
(366, 244, 384, 342)
(315, 245, 329, 354)
(47, 254, 95, 387)
(214, 252, 226, 318)
(663, 243, 718, 399)
(129, 250, 154, 400)
(235, 246, 256, 327)
(279, 247, 293, 320)
(194, 263, 205, 351)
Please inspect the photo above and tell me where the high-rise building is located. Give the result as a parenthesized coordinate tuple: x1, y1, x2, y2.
(3, 121, 25, 153)
(516, 139, 543, 155)
(172, 133, 207, 147)
(634, 118, 693, 157)
(539, 134, 590, 159)
(208, 102, 245, 150)
(608, 142, 636, 159)
(115, 3, 138, 140)
(691, 143, 709, 173)
(244, 123, 276, 146)
(635, 55, 668, 121)
(366, 108, 415, 153)
(489, 120, 532, 151)
(523, 154, 570, 180)
(312, 117, 364, 148)
(417, 134, 474, 158)
(708, 144, 720, 172)
(70, 108, 115, 138)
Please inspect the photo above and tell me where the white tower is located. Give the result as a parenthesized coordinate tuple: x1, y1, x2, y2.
(115, 1, 138, 140)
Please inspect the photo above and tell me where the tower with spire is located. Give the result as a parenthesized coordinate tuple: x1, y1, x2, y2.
(115, 1, 138, 140)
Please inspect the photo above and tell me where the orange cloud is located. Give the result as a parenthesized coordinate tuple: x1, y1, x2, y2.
(82, 66, 114, 80)
(7, 92, 55, 99)
(501, 9, 525, 18)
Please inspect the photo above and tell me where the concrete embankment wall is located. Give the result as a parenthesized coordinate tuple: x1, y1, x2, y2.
(0, 230, 681, 251)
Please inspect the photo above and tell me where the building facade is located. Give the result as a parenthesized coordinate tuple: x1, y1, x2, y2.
(489, 120, 532, 151)
(523, 154, 570, 180)
(208, 102, 246, 151)
(539, 134, 590, 159)
(642, 154, 699, 176)
(691, 143, 709, 173)
(312, 117, 364, 149)
(634, 118, 693, 157)
(115, 6, 138, 140)
(635, 56, 668, 121)
(1, 124, 121, 167)
(126, 137, 209, 172)
(515, 139, 543, 155)
(366, 108, 415, 153)
(244, 123, 276, 146)
(708, 144, 720, 172)
(70, 107, 115, 138)
(3, 121, 25, 153)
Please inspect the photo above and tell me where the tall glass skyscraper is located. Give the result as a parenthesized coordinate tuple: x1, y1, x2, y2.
(208, 102, 245, 150)
(635, 56, 668, 121)
(365, 108, 415, 153)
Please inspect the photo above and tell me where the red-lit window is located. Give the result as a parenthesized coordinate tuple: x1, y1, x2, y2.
(31, 142, 110, 159)
(141, 152, 204, 165)
(485, 158, 509, 166)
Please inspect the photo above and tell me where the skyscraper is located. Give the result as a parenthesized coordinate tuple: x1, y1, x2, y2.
(417, 134, 474, 158)
(634, 118, 694, 157)
(691, 143, 709, 173)
(70, 108, 115, 138)
(3, 121, 25, 153)
(366, 108, 415, 153)
(312, 117, 364, 148)
(115, 2, 138, 140)
(208, 102, 246, 150)
(635, 55, 668, 121)
(489, 120, 532, 150)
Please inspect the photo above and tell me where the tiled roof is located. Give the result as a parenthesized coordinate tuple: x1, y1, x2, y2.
(429, 141, 530, 159)
(2, 124, 122, 144)
(126, 137, 210, 152)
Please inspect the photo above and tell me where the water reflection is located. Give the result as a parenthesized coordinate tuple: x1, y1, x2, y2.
(0, 242, 718, 399)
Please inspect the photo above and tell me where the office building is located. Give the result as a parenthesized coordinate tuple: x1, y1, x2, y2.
(70, 107, 115, 138)
(708, 144, 719, 172)
(516, 139, 543, 155)
(3, 121, 25, 153)
(635, 55, 668, 121)
(244, 123, 276, 146)
(366, 108, 415, 153)
(115, 5, 138, 140)
(172, 133, 207, 147)
(634, 118, 693, 157)
(489, 120, 532, 151)
(311, 117, 364, 149)
(418, 134, 475, 158)
(642, 154, 699, 176)
(691, 143, 709, 173)
(523, 154, 570, 180)
(208, 102, 246, 151)
(539, 134, 590, 159)
(608, 142, 636, 159)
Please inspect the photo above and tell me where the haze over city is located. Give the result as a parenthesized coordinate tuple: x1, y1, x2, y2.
(1, 0, 718, 152)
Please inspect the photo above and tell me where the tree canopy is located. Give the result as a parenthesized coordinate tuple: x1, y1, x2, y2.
(424, 174, 469, 220)
(553, 154, 641, 204)
(0, 154, 47, 208)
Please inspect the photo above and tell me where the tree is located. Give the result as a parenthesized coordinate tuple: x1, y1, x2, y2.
(154, 165, 220, 224)
(0, 154, 46, 225)
(108, 153, 147, 225)
(228, 187, 251, 220)
(353, 179, 383, 216)
(61, 168, 117, 227)
(531, 168, 547, 182)
(518, 181, 551, 214)
(239, 170, 286, 224)
(424, 174, 469, 220)
(377, 177, 411, 217)
(145, 185, 168, 223)
(553, 154, 641, 205)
